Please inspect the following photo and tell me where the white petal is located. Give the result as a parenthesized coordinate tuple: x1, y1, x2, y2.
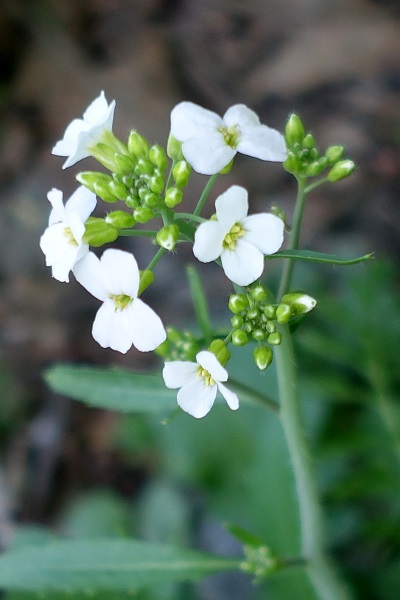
(73, 252, 108, 301)
(52, 119, 87, 157)
(237, 126, 287, 162)
(92, 302, 132, 353)
(223, 104, 261, 129)
(215, 186, 248, 230)
(182, 135, 235, 175)
(243, 214, 284, 255)
(193, 220, 225, 263)
(99, 249, 140, 297)
(65, 186, 97, 222)
(128, 298, 166, 352)
(66, 211, 85, 245)
(40, 224, 87, 283)
(83, 91, 109, 124)
(221, 240, 264, 286)
(196, 351, 228, 382)
(170, 102, 222, 141)
(47, 189, 66, 225)
(163, 361, 199, 389)
(177, 378, 217, 418)
(217, 381, 239, 410)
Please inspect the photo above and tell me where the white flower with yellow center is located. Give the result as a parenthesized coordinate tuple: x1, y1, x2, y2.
(40, 186, 97, 282)
(73, 249, 166, 354)
(52, 91, 116, 169)
(193, 185, 284, 286)
(170, 101, 287, 175)
(163, 351, 239, 418)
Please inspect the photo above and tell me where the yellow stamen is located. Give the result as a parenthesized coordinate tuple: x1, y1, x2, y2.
(223, 222, 246, 250)
(197, 366, 216, 387)
(109, 293, 133, 312)
(63, 227, 78, 246)
(219, 124, 240, 148)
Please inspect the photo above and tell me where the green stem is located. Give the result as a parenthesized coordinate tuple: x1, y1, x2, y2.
(277, 176, 307, 300)
(228, 378, 279, 414)
(193, 174, 219, 217)
(145, 247, 165, 271)
(275, 328, 351, 600)
(119, 229, 156, 237)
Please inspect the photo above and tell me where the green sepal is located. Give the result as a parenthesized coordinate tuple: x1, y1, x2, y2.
(156, 224, 179, 251)
(327, 159, 355, 182)
(82, 217, 118, 247)
(105, 210, 136, 229)
(167, 134, 184, 162)
(208, 339, 230, 367)
(138, 269, 155, 295)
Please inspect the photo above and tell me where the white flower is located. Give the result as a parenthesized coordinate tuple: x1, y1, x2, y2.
(73, 249, 166, 354)
(170, 101, 287, 175)
(163, 351, 239, 418)
(40, 186, 97, 282)
(193, 185, 284, 286)
(52, 91, 115, 169)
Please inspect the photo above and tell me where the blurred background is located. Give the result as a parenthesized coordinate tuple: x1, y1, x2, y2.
(0, 1, 399, 599)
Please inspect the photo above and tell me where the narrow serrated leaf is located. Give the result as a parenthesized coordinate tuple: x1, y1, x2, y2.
(267, 249, 374, 265)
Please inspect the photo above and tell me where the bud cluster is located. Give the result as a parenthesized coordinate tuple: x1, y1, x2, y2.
(155, 327, 201, 362)
(284, 114, 355, 181)
(228, 285, 316, 371)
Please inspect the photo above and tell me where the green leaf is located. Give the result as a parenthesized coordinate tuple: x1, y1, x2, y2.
(44, 364, 176, 413)
(267, 249, 374, 265)
(0, 539, 240, 592)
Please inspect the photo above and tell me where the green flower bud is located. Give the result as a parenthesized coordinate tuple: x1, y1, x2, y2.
(305, 159, 327, 177)
(156, 224, 180, 251)
(82, 217, 118, 247)
(208, 339, 230, 366)
(247, 308, 259, 321)
(283, 152, 302, 174)
(263, 304, 277, 319)
(265, 321, 276, 334)
(243, 323, 253, 334)
(128, 130, 150, 158)
(76, 171, 113, 194)
(149, 145, 168, 171)
(149, 175, 165, 195)
(325, 145, 345, 165)
(167, 134, 184, 162)
(133, 207, 155, 223)
(135, 158, 153, 175)
(231, 314, 244, 328)
(114, 153, 136, 174)
(143, 191, 160, 208)
(281, 292, 317, 315)
(93, 182, 119, 203)
(172, 161, 192, 187)
(276, 303, 292, 324)
(270, 205, 286, 224)
(252, 329, 265, 342)
(105, 210, 136, 229)
(138, 269, 155, 295)
(250, 284, 268, 302)
(126, 194, 139, 209)
(327, 159, 355, 182)
(228, 294, 249, 314)
(253, 346, 273, 371)
(303, 133, 315, 149)
(285, 114, 305, 146)
(108, 180, 129, 200)
(122, 174, 134, 187)
(232, 329, 248, 346)
(268, 332, 282, 346)
(164, 187, 183, 208)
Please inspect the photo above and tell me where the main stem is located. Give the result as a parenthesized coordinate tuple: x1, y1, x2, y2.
(274, 176, 352, 599)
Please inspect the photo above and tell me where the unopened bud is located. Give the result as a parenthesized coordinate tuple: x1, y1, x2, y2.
(302, 133, 315, 149)
(283, 152, 302, 174)
(276, 303, 292, 324)
(133, 207, 155, 223)
(156, 224, 180, 251)
(108, 180, 129, 200)
(208, 339, 231, 366)
(93, 182, 119, 204)
(250, 284, 268, 303)
(285, 114, 305, 146)
(327, 159, 355, 182)
(228, 294, 249, 314)
(267, 332, 282, 346)
(128, 130, 150, 158)
(172, 161, 192, 187)
(281, 293, 317, 316)
(325, 145, 345, 165)
(83, 217, 118, 247)
(253, 346, 273, 371)
(105, 210, 136, 229)
(165, 187, 183, 208)
(232, 329, 248, 346)
(149, 145, 168, 171)
(167, 134, 184, 162)
(114, 153, 136, 174)
(76, 171, 113, 194)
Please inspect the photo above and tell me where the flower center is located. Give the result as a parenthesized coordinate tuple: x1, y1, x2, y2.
(219, 124, 240, 148)
(63, 227, 78, 246)
(197, 366, 215, 387)
(109, 293, 133, 312)
(223, 222, 246, 250)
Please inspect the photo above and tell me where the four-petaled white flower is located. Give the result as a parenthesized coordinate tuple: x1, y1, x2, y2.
(193, 185, 284, 286)
(40, 186, 97, 283)
(73, 249, 166, 354)
(170, 101, 287, 175)
(52, 91, 115, 169)
(163, 350, 239, 418)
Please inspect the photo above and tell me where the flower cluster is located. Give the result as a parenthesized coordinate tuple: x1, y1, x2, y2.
(42, 91, 319, 418)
